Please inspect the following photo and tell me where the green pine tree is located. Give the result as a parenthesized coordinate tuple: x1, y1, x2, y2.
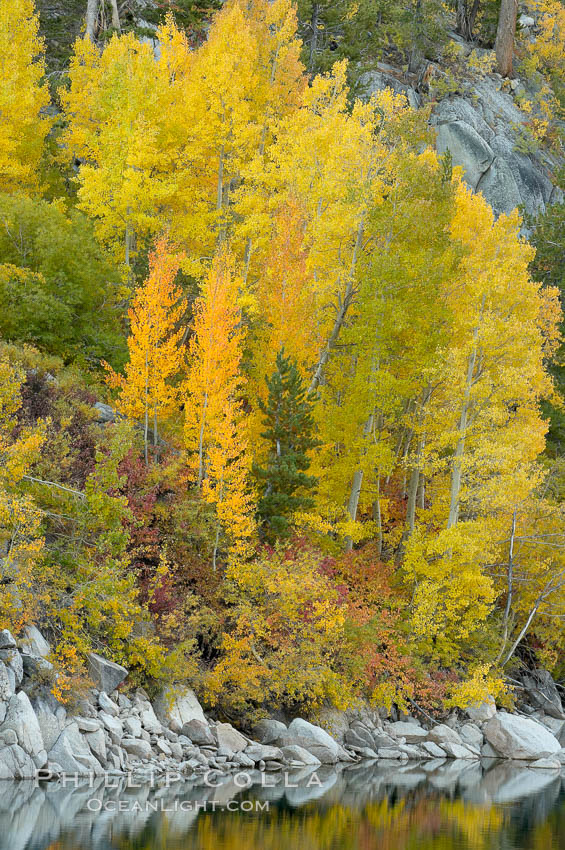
(296, 0, 447, 91)
(254, 350, 319, 539)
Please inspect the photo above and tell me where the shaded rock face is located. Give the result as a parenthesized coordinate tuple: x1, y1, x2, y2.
(360, 65, 421, 110)
(31, 693, 66, 752)
(522, 669, 565, 720)
(0, 648, 23, 687)
(466, 697, 497, 723)
(49, 722, 104, 775)
(0, 743, 36, 779)
(279, 719, 341, 764)
(460, 723, 484, 748)
(484, 712, 561, 759)
(0, 661, 14, 718)
(215, 723, 248, 755)
(86, 653, 128, 693)
(436, 120, 494, 188)
(1, 692, 47, 768)
(360, 55, 562, 223)
(280, 744, 322, 766)
(0, 630, 16, 651)
(181, 719, 216, 747)
(19, 625, 51, 659)
(428, 724, 463, 746)
(431, 80, 560, 220)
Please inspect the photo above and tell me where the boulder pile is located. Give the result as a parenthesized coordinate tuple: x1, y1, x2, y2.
(2, 625, 565, 780)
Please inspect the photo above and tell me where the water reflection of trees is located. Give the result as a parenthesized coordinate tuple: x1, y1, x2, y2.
(113, 780, 561, 850)
(17, 763, 565, 850)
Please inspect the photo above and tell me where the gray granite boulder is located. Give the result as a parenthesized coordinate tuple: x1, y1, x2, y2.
(48, 722, 103, 775)
(0, 630, 16, 650)
(252, 718, 287, 744)
(30, 692, 67, 752)
(19, 625, 50, 658)
(0, 743, 37, 778)
(0, 691, 47, 767)
(181, 718, 216, 746)
(153, 685, 206, 727)
(388, 721, 428, 743)
(86, 652, 128, 693)
(484, 712, 561, 759)
(0, 648, 23, 686)
(282, 718, 340, 764)
(215, 722, 248, 754)
(522, 669, 565, 720)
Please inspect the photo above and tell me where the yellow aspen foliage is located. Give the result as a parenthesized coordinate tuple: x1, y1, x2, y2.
(401, 177, 560, 662)
(523, 0, 565, 82)
(432, 178, 559, 529)
(0, 357, 45, 630)
(0, 0, 50, 192)
(253, 72, 421, 376)
(403, 523, 499, 661)
(104, 237, 185, 462)
(61, 23, 191, 277)
(204, 404, 256, 567)
(184, 250, 256, 564)
(241, 77, 429, 542)
(253, 200, 317, 376)
(246, 199, 319, 447)
(445, 664, 507, 710)
(62, 3, 303, 275)
(491, 489, 565, 670)
(170, 0, 304, 260)
(310, 148, 456, 542)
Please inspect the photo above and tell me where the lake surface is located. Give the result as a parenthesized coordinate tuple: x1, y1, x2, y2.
(2, 759, 565, 850)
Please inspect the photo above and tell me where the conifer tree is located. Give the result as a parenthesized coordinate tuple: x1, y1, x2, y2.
(254, 350, 319, 538)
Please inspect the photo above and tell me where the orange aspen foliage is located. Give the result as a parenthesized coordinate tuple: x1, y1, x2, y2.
(248, 199, 318, 425)
(105, 237, 185, 463)
(245, 198, 321, 455)
(184, 251, 256, 564)
(204, 403, 256, 568)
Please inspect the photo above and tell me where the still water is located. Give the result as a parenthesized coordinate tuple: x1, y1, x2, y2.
(2, 759, 565, 850)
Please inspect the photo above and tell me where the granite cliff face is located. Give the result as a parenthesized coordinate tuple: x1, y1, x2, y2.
(432, 77, 562, 219)
(361, 43, 563, 224)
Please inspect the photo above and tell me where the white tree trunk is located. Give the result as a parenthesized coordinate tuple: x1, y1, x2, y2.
(309, 218, 364, 395)
(109, 0, 121, 31)
(344, 469, 364, 553)
(197, 392, 208, 489)
(86, 0, 99, 42)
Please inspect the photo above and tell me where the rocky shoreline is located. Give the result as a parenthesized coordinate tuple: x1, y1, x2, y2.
(2, 626, 565, 781)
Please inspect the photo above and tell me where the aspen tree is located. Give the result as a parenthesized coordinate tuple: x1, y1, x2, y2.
(62, 23, 190, 277)
(172, 0, 304, 262)
(105, 238, 185, 464)
(0, 358, 45, 629)
(0, 0, 50, 192)
(184, 251, 256, 565)
(402, 178, 560, 661)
